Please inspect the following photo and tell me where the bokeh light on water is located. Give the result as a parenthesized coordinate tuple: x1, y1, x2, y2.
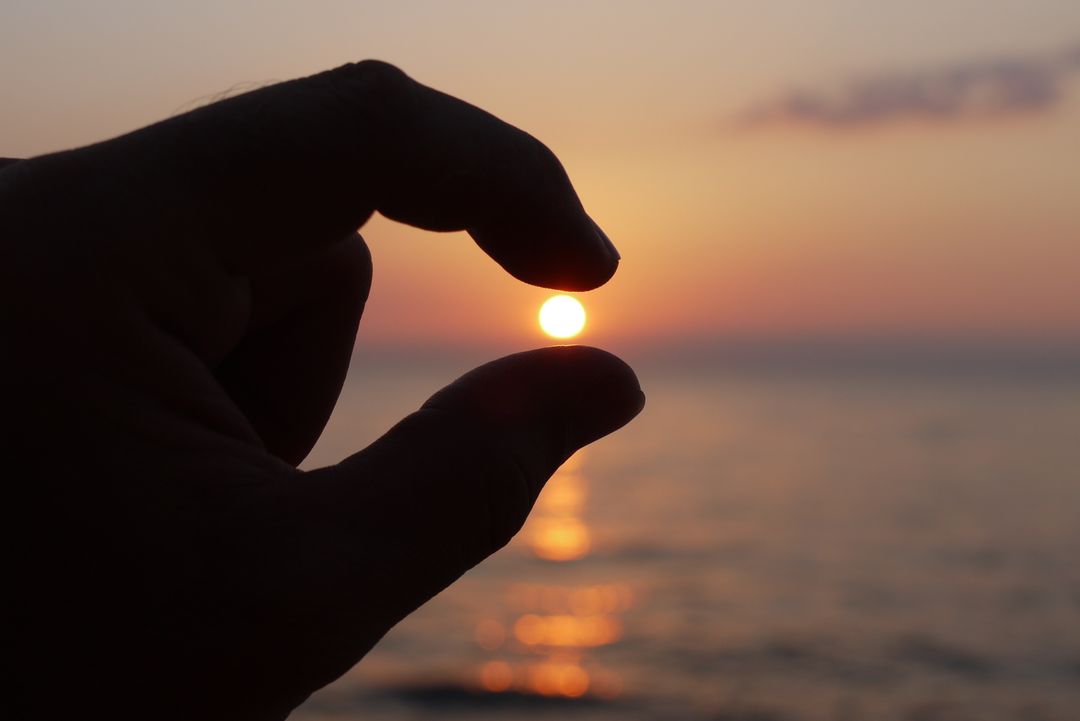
(469, 450, 635, 701)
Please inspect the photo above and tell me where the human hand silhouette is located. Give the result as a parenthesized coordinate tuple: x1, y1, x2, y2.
(2, 61, 643, 720)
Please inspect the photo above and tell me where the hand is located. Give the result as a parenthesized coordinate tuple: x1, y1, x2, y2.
(2, 61, 643, 720)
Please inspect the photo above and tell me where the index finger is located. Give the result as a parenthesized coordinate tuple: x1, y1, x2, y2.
(31, 61, 619, 291)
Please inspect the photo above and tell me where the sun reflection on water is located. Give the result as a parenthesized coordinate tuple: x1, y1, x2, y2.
(473, 450, 636, 700)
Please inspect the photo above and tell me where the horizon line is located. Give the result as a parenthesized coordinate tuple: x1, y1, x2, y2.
(347, 334, 1080, 376)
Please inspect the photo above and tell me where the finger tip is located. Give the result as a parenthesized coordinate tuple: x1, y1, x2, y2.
(560, 218, 620, 290)
(547, 345, 644, 441)
(469, 215, 619, 292)
(563, 255, 619, 292)
(414, 346, 643, 510)
(492, 246, 617, 292)
(422, 345, 643, 449)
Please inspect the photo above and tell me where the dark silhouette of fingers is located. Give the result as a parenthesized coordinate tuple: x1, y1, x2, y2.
(216, 234, 371, 465)
(290, 346, 643, 681)
(25, 61, 617, 290)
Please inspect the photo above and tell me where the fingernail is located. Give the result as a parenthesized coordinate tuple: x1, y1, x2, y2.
(591, 218, 621, 262)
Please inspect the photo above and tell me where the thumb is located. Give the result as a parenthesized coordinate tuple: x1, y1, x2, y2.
(293, 346, 643, 664)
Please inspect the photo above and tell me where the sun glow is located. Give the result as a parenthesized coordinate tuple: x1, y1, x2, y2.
(538, 295, 586, 339)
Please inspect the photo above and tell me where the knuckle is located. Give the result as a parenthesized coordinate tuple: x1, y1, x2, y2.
(327, 59, 415, 116)
(339, 59, 410, 85)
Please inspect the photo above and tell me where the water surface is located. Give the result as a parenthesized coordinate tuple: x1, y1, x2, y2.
(296, 361, 1080, 721)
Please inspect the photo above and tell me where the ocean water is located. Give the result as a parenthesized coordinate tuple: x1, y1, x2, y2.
(295, 359, 1080, 721)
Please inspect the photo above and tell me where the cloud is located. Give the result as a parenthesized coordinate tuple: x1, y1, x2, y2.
(739, 44, 1080, 130)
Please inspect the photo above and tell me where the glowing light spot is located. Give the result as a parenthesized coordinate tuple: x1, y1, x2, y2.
(511, 613, 623, 648)
(558, 664, 590, 697)
(528, 518, 591, 561)
(514, 614, 545, 646)
(526, 661, 590, 697)
(539, 295, 586, 339)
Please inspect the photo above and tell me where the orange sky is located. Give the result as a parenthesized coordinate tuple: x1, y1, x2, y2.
(4, 1, 1079, 351)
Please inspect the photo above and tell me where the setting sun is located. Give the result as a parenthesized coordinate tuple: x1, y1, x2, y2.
(539, 295, 586, 339)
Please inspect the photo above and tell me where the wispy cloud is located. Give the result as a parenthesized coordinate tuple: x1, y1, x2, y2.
(739, 44, 1080, 130)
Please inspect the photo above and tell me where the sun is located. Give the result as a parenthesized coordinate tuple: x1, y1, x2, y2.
(539, 295, 586, 339)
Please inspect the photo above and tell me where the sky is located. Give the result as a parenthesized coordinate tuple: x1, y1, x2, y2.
(3, 1, 1079, 356)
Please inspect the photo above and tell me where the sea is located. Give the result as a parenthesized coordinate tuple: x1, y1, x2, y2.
(293, 353, 1080, 721)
